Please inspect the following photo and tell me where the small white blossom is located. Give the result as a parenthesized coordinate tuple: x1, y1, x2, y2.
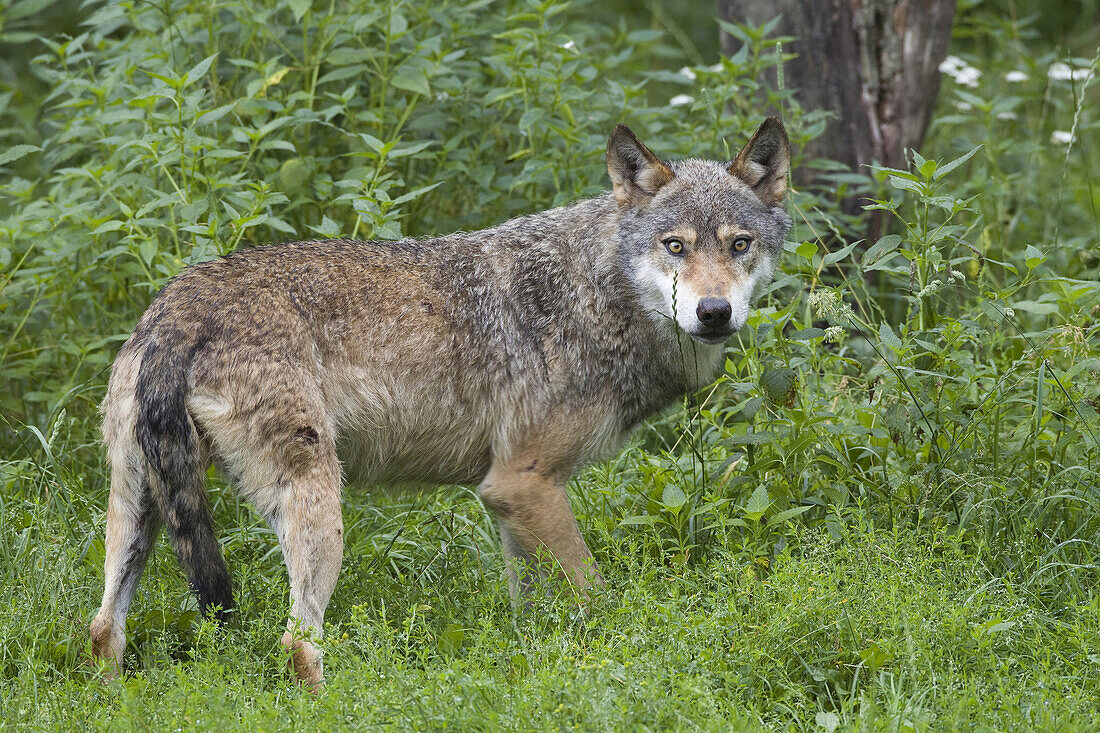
(1004, 308, 1015, 319)
(957, 67, 981, 87)
(955, 101, 973, 112)
(808, 289, 851, 325)
(939, 55, 966, 75)
(950, 270, 966, 283)
(559, 40, 576, 51)
(669, 94, 694, 107)
(1051, 130, 1075, 144)
(1048, 62, 1091, 81)
(917, 280, 943, 299)
(678, 66, 697, 81)
(1048, 62, 1077, 80)
(1005, 70, 1029, 83)
(824, 326, 845, 343)
(940, 55, 981, 87)
(996, 111, 1018, 120)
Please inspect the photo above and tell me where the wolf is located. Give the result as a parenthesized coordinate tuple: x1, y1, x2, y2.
(89, 118, 791, 687)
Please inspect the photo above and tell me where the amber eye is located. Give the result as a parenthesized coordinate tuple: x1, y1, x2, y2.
(731, 236, 752, 254)
(664, 238, 684, 255)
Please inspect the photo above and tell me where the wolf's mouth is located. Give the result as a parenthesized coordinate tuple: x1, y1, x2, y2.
(690, 328, 735, 345)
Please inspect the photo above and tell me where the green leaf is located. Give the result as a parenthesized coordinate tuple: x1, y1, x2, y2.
(91, 220, 124, 235)
(761, 367, 797, 405)
(791, 327, 826, 341)
(743, 485, 771, 522)
(861, 234, 901, 267)
(1009, 300, 1059, 315)
(796, 240, 818, 260)
(288, 0, 311, 21)
(918, 157, 938, 181)
(815, 711, 840, 733)
(519, 107, 547, 130)
(618, 515, 658, 527)
(1024, 244, 1045, 270)
(858, 642, 891, 672)
(0, 144, 41, 166)
(309, 215, 340, 238)
(739, 395, 763, 421)
(391, 70, 429, 96)
(769, 505, 813, 524)
(662, 484, 687, 511)
(184, 54, 218, 86)
(436, 623, 464, 656)
(195, 102, 236, 126)
(879, 322, 903, 351)
(822, 241, 858, 266)
(391, 181, 444, 206)
(933, 144, 982, 180)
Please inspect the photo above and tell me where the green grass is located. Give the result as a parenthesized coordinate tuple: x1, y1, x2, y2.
(3, 481, 1099, 730)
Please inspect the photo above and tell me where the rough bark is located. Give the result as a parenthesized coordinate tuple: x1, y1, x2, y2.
(717, 0, 955, 177)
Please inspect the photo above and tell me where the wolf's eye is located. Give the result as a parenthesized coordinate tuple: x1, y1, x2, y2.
(731, 236, 752, 254)
(664, 238, 684, 256)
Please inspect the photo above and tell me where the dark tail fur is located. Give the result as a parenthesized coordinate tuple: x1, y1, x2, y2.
(135, 329, 233, 621)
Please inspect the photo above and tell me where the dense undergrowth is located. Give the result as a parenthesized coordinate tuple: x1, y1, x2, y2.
(1, 0, 1098, 729)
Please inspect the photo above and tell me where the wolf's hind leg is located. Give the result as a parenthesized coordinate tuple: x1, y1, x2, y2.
(261, 446, 343, 690)
(90, 468, 160, 678)
(497, 520, 544, 603)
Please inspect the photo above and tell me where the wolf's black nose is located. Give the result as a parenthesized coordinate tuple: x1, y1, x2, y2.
(697, 298, 732, 325)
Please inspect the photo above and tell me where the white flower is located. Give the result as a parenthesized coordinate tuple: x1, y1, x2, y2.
(678, 66, 697, 81)
(824, 326, 845, 343)
(1047, 62, 1090, 81)
(1051, 130, 1075, 144)
(808, 288, 851, 324)
(917, 280, 943, 299)
(939, 55, 966, 75)
(1005, 70, 1028, 83)
(669, 94, 694, 107)
(955, 67, 981, 87)
(559, 40, 576, 51)
(955, 101, 973, 112)
(940, 55, 981, 87)
(996, 111, 1018, 120)
(1049, 62, 1073, 80)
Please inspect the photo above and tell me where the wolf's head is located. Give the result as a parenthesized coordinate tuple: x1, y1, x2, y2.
(609, 119, 792, 344)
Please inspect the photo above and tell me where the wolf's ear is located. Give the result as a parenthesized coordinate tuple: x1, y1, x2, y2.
(607, 124, 675, 207)
(729, 117, 790, 206)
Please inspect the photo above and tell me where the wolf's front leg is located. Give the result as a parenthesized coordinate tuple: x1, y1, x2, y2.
(479, 456, 604, 607)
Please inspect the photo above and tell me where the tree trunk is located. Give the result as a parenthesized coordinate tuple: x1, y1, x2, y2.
(717, 0, 955, 181)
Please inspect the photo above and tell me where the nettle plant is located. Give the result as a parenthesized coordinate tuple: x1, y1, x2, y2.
(608, 139, 1099, 575)
(0, 0, 822, 440)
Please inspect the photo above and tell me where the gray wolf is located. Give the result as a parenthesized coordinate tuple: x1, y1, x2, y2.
(90, 119, 791, 687)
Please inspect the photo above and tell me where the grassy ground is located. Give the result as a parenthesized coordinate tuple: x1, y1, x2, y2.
(2, 471, 1099, 730)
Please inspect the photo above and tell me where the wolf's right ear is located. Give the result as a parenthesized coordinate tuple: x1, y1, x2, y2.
(607, 124, 675, 208)
(729, 117, 790, 206)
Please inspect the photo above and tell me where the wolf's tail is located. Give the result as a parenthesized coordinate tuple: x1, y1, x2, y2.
(135, 329, 233, 621)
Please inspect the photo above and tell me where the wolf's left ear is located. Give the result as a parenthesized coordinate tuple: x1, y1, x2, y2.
(607, 124, 675, 207)
(729, 117, 790, 206)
